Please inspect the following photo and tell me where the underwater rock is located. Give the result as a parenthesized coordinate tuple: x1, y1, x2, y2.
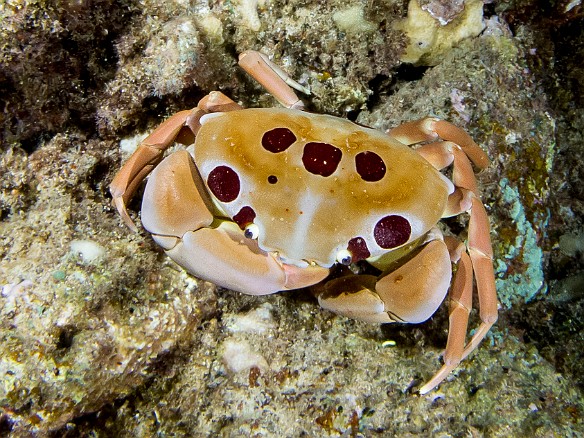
(1, 0, 583, 436)
(395, 0, 486, 65)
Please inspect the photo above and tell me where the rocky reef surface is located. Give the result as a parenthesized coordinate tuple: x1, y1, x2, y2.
(1, 0, 583, 436)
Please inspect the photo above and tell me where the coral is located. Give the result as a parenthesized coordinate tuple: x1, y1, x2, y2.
(222, 339, 269, 373)
(232, 0, 267, 32)
(419, 0, 465, 25)
(95, 5, 238, 134)
(395, 0, 486, 65)
(332, 6, 377, 35)
(0, 132, 219, 434)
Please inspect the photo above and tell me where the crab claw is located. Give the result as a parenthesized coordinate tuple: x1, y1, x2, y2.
(314, 231, 452, 325)
(109, 110, 196, 231)
(141, 149, 330, 295)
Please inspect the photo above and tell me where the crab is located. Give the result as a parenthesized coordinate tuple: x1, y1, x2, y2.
(110, 50, 498, 394)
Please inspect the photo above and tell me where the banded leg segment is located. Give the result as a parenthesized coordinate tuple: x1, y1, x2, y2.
(419, 198, 497, 394)
(388, 117, 490, 169)
(415, 140, 479, 216)
(110, 110, 195, 231)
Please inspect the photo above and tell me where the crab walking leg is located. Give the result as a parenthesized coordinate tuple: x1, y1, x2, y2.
(463, 196, 498, 359)
(392, 118, 498, 391)
(110, 92, 241, 231)
(141, 149, 330, 295)
(197, 91, 243, 114)
(388, 118, 490, 169)
(414, 141, 455, 170)
(416, 196, 497, 390)
(416, 141, 480, 216)
(418, 239, 474, 395)
(239, 50, 306, 110)
(418, 142, 498, 356)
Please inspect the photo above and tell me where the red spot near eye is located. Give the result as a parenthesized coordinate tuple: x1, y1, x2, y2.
(207, 165, 240, 202)
(233, 206, 256, 229)
(355, 151, 386, 182)
(262, 127, 297, 153)
(374, 215, 411, 249)
(302, 142, 342, 177)
(347, 237, 371, 262)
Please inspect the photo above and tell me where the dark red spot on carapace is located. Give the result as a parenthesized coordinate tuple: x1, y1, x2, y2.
(347, 237, 371, 262)
(374, 215, 411, 249)
(302, 142, 342, 177)
(207, 165, 240, 203)
(262, 127, 297, 153)
(355, 151, 386, 182)
(233, 206, 256, 229)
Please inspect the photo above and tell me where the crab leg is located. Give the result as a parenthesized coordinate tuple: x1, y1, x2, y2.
(416, 141, 479, 215)
(390, 118, 498, 392)
(419, 197, 497, 394)
(110, 110, 194, 231)
(110, 92, 241, 231)
(414, 141, 498, 347)
(238, 50, 306, 110)
(418, 238, 473, 394)
(388, 118, 490, 169)
(464, 197, 498, 359)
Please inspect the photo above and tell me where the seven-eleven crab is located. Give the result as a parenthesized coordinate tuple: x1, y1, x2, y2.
(110, 50, 498, 394)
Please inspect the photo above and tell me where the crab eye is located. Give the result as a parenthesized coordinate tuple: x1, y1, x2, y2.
(244, 223, 259, 240)
(336, 249, 352, 265)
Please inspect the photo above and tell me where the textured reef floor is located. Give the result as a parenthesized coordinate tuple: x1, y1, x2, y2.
(1, 0, 583, 436)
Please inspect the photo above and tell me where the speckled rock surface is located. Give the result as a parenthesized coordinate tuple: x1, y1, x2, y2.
(1, 0, 583, 436)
